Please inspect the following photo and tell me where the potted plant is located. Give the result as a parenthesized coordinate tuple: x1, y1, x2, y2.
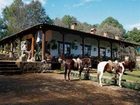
(71, 40, 78, 50)
(50, 39, 57, 50)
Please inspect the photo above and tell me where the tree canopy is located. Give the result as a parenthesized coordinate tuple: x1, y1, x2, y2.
(125, 28, 140, 43)
(61, 15, 77, 28)
(1, 0, 53, 36)
(1, 0, 139, 44)
(97, 17, 125, 38)
(0, 17, 7, 39)
(53, 15, 93, 32)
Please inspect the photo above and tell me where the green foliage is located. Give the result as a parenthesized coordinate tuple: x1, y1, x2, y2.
(125, 28, 140, 43)
(97, 17, 125, 38)
(2, 0, 53, 36)
(53, 18, 65, 26)
(50, 39, 57, 50)
(76, 22, 93, 32)
(54, 16, 94, 32)
(62, 15, 77, 28)
(0, 17, 7, 39)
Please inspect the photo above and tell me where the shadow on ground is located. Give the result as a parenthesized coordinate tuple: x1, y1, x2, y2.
(0, 73, 140, 105)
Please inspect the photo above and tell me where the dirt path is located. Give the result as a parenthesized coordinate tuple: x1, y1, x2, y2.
(0, 72, 140, 105)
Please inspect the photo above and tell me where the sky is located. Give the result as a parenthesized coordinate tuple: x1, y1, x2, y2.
(0, 0, 140, 30)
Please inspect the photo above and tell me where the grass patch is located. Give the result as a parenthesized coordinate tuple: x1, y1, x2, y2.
(104, 70, 140, 83)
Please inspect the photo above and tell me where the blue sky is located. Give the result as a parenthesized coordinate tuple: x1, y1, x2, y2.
(0, 0, 140, 30)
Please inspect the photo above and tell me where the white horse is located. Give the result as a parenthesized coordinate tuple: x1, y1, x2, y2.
(97, 60, 124, 87)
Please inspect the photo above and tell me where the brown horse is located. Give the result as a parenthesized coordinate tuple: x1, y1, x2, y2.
(77, 57, 92, 80)
(122, 60, 136, 72)
(58, 55, 75, 81)
(58, 56, 91, 81)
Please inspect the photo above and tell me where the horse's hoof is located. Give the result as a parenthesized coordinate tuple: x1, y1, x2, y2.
(99, 84, 102, 87)
(119, 85, 122, 87)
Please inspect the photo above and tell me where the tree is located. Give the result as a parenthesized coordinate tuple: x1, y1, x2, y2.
(97, 17, 125, 38)
(2, 0, 24, 35)
(76, 22, 93, 32)
(62, 15, 77, 28)
(2, 0, 53, 36)
(0, 17, 7, 39)
(125, 28, 140, 43)
(25, 0, 53, 27)
(53, 17, 65, 26)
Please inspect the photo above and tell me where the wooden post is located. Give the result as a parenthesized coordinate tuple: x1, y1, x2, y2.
(10, 42, 13, 52)
(81, 36, 85, 57)
(31, 35, 35, 58)
(42, 31, 45, 61)
(97, 39, 100, 59)
(9, 42, 13, 58)
(18, 38, 21, 56)
(62, 33, 65, 56)
(110, 42, 113, 60)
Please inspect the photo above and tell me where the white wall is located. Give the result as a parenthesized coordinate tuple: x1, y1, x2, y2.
(85, 38, 98, 57)
(49, 31, 62, 57)
(65, 34, 82, 56)
(48, 31, 120, 58)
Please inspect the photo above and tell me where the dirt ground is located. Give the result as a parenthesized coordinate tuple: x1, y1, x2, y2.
(0, 72, 140, 105)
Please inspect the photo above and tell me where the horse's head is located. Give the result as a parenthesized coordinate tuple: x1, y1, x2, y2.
(81, 57, 92, 70)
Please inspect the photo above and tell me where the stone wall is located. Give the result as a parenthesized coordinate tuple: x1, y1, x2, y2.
(16, 61, 61, 73)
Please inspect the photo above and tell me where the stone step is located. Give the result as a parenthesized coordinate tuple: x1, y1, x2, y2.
(0, 61, 21, 74)
(0, 67, 20, 70)
(0, 64, 18, 67)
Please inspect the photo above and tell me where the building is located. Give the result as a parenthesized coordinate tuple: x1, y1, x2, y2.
(0, 23, 139, 62)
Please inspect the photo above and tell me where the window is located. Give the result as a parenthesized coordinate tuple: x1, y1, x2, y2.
(58, 42, 71, 56)
(85, 45, 91, 56)
(112, 49, 118, 58)
(81, 45, 91, 56)
(100, 47, 106, 57)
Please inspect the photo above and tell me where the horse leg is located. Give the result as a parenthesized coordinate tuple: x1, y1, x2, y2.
(68, 69, 71, 81)
(97, 72, 103, 87)
(86, 68, 90, 80)
(114, 73, 117, 85)
(84, 68, 89, 80)
(64, 66, 67, 81)
(79, 68, 82, 80)
(118, 73, 123, 87)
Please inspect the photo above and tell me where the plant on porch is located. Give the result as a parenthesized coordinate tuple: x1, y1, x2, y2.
(71, 40, 78, 50)
(50, 39, 58, 50)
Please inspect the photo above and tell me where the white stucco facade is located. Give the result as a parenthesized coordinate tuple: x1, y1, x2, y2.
(45, 30, 119, 59)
